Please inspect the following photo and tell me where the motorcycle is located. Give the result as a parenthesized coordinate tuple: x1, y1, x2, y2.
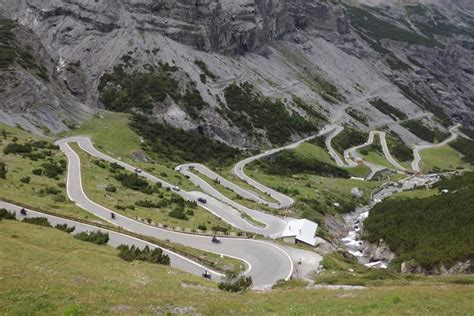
(202, 271, 211, 279)
(20, 208, 27, 216)
(111, 212, 116, 219)
(211, 236, 221, 244)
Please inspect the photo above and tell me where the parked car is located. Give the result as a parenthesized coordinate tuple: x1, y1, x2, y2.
(134, 168, 142, 174)
(172, 186, 181, 192)
(198, 197, 207, 204)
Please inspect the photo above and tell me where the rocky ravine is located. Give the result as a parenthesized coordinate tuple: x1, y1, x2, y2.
(0, 0, 472, 145)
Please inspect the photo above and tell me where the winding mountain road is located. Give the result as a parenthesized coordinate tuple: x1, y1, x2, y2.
(411, 124, 461, 172)
(325, 127, 390, 180)
(177, 125, 336, 214)
(41, 137, 295, 288)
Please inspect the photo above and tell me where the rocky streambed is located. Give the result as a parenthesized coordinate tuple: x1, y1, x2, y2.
(341, 182, 404, 268)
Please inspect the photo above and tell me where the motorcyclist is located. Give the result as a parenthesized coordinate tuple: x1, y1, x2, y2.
(111, 212, 116, 219)
(20, 208, 27, 216)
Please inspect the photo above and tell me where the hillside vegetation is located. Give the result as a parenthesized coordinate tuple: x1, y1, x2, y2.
(130, 115, 242, 166)
(0, 124, 101, 222)
(363, 172, 474, 271)
(223, 82, 320, 145)
(401, 120, 447, 143)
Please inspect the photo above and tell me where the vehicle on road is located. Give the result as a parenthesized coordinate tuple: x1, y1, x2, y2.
(134, 168, 142, 174)
(111, 212, 116, 219)
(212, 236, 221, 244)
(202, 271, 211, 279)
(20, 208, 27, 216)
(198, 197, 207, 204)
(172, 186, 181, 192)
(175, 166, 181, 172)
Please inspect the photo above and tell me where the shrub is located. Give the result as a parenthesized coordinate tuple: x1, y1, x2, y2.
(386, 133, 413, 162)
(74, 231, 109, 245)
(3, 142, 32, 155)
(346, 6, 439, 47)
(109, 162, 124, 172)
(32, 168, 43, 176)
(55, 224, 76, 233)
(194, 59, 216, 80)
(197, 224, 207, 231)
(117, 245, 170, 265)
(114, 172, 155, 194)
(0, 161, 6, 179)
(23, 217, 51, 227)
(223, 83, 319, 145)
(218, 272, 253, 292)
(450, 137, 474, 164)
(212, 225, 230, 233)
(331, 127, 368, 153)
(99, 62, 207, 118)
(0, 208, 16, 220)
(256, 150, 350, 178)
(52, 194, 66, 203)
(41, 160, 66, 179)
(401, 120, 437, 142)
(168, 208, 187, 220)
(45, 187, 61, 195)
(20, 176, 30, 184)
(105, 184, 117, 193)
(130, 114, 241, 166)
(369, 98, 408, 121)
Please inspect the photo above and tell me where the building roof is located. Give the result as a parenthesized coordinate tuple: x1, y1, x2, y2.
(281, 219, 318, 246)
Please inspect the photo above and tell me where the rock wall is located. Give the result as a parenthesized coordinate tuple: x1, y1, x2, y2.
(1, 0, 347, 55)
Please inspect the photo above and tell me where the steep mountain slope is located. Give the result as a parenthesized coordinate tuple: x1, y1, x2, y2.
(0, 18, 91, 133)
(0, 0, 472, 147)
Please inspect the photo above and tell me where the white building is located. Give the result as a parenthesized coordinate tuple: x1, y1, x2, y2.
(281, 219, 318, 246)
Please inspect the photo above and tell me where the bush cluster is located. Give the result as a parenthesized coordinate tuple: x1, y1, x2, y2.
(346, 6, 439, 47)
(130, 115, 241, 166)
(450, 137, 474, 164)
(369, 98, 408, 121)
(114, 172, 157, 194)
(168, 207, 188, 220)
(223, 83, 318, 145)
(117, 245, 170, 265)
(218, 272, 253, 292)
(386, 133, 413, 162)
(331, 127, 368, 154)
(395, 83, 452, 126)
(74, 231, 109, 245)
(55, 224, 76, 233)
(135, 196, 196, 210)
(0, 161, 6, 179)
(255, 150, 349, 178)
(0, 208, 16, 220)
(401, 120, 447, 143)
(363, 172, 474, 270)
(23, 217, 51, 227)
(99, 63, 207, 119)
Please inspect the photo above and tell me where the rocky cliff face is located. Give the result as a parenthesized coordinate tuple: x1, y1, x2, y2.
(0, 0, 472, 144)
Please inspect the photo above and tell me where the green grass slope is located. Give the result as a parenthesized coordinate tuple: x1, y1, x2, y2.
(1, 219, 474, 315)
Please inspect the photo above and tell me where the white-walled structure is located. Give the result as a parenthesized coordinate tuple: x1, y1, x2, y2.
(281, 219, 318, 246)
